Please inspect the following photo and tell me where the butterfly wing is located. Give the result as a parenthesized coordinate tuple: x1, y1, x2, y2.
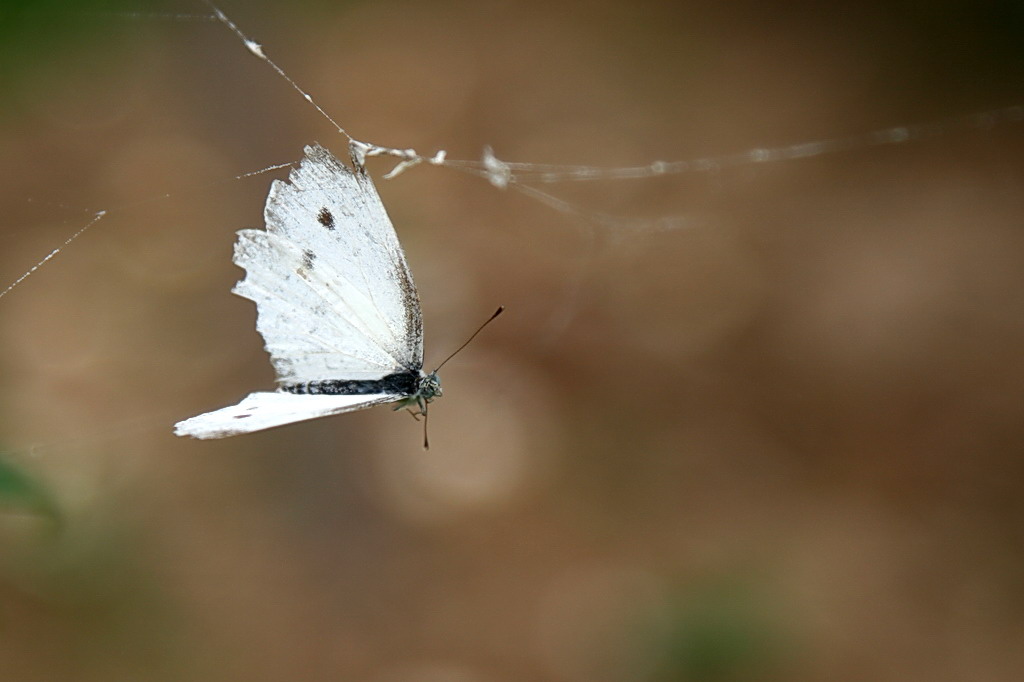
(175, 144, 425, 440)
(174, 391, 401, 439)
(233, 143, 423, 383)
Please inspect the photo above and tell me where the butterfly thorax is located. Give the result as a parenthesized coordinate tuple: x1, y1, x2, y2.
(390, 370, 441, 416)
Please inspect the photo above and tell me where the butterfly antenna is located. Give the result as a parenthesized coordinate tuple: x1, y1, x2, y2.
(433, 306, 505, 372)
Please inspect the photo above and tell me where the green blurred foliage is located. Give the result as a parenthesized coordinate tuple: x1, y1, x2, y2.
(0, 452, 184, 680)
(0, 452, 59, 521)
(645, 578, 788, 682)
(0, 0, 151, 97)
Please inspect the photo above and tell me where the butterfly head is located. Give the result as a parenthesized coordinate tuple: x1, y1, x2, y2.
(417, 371, 442, 402)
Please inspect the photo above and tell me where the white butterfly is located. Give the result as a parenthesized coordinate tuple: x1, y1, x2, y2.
(175, 143, 449, 441)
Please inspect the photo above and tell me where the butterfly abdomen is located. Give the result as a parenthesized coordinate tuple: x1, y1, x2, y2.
(282, 372, 421, 396)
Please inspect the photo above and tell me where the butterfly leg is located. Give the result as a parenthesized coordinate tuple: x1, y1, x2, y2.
(395, 397, 427, 421)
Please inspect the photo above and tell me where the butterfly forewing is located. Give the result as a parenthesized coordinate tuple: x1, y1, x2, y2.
(237, 143, 423, 383)
(232, 229, 402, 379)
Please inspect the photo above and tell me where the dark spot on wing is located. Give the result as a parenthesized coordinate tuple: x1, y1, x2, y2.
(234, 414, 252, 419)
(317, 207, 335, 229)
(302, 249, 316, 269)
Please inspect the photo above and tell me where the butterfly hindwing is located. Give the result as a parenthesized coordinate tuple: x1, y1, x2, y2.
(174, 392, 401, 439)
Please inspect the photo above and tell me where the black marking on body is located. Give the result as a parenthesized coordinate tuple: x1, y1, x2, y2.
(302, 249, 316, 269)
(282, 371, 421, 396)
(317, 207, 335, 229)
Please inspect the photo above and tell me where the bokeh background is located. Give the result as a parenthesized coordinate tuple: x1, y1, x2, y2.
(2, 1, 1024, 680)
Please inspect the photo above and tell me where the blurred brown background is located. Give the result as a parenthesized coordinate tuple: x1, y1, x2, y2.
(2, 0, 1024, 680)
